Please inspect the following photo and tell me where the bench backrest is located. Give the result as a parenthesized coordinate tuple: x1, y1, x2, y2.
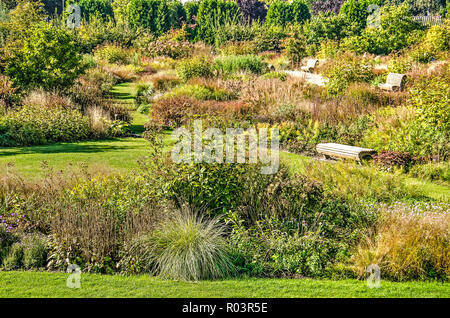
(306, 59, 318, 68)
(386, 73, 406, 88)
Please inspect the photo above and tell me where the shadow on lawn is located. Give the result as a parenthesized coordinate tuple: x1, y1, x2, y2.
(0, 140, 132, 157)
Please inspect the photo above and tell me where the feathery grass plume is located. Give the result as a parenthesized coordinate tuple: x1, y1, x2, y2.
(125, 206, 234, 281)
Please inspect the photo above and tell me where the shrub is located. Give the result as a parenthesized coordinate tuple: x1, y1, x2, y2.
(49, 174, 167, 272)
(22, 234, 49, 269)
(94, 44, 130, 64)
(322, 53, 374, 95)
(146, 38, 193, 59)
(0, 74, 17, 109)
(3, 22, 85, 91)
(176, 55, 213, 82)
(150, 73, 181, 91)
(303, 12, 357, 46)
(352, 202, 450, 281)
(0, 104, 92, 147)
(2, 241, 23, 270)
(214, 21, 256, 47)
(164, 84, 236, 101)
(281, 25, 307, 67)
(253, 24, 287, 52)
(409, 162, 450, 185)
(339, 0, 368, 31)
(0, 225, 16, 266)
(122, 208, 235, 281)
(213, 54, 265, 75)
(306, 161, 423, 203)
(372, 151, 413, 172)
(359, 4, 422, 55)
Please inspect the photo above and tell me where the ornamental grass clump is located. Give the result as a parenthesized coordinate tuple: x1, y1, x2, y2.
(126, 208, 234, 281)
(352, 202, 450, 281)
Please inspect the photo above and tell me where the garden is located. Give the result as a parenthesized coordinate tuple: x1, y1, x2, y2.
(0, 0, 449, 298)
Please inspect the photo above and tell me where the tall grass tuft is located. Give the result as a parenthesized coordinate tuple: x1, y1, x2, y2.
(352, 202, 450, 281)
(124, 207, 234, 281)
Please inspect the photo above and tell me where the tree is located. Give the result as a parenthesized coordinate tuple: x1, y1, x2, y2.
(155, 0, 171, 36)
(265, 0, 292, 26)
(340, 0, 367, 30)
(184, 1, 199, 25)
(168, 0, 186, 29)
(4, 22, 85, 91)
(195, 0, 241, 43)
(236, 0, 267, 23)
(291, 0, 311, 24)
(76, 0, 114, 21)
(312, 0, 346, 14)
(129, 0, 159, 32)
(266, 0, 310, 27)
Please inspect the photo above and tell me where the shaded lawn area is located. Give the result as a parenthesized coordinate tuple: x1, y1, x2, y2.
(0, 132, 174, 180)
(0, 271, 448, 298)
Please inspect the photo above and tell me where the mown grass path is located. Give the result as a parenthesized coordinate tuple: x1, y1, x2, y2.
(0, 271, 448, 298)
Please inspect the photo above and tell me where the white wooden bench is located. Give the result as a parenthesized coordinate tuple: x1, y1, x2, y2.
(316, 143, 376, 162)
(378, 73, 406, 92)
(300, 59, 318, 73)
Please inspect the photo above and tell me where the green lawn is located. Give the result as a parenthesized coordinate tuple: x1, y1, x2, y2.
(0, 131, 175, 179)
(0, 271, 448, 298)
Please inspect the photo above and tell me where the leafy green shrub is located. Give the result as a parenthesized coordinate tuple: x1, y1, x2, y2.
(150, 73, 181, 91)
(253, 24, 287, 52)
(410, 66, 449, 157)
(339, 0, 368, 31)
(213, 54, 265, 75)
(48, 174, 167, 272)
(281, 25, 307, 67)
(0, 104, 91, 147)
(322, 53, 374, 95)
(164, 84, 236, 101)
(94, 44, 130, 64)
(359, 4, 422, 55)
(3, 22, 85, 91)
(413, 23, 450, 62)
(0, 225, 16, 266)
(303, 12, 357, 46)
(121, 208, 235, 281)
(146, 38, 193, 59)
(409, 162, 450, 185)
(22, 234, 49, 269)
(176, 55, 213, 82)
(214, 21, 256, 47)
